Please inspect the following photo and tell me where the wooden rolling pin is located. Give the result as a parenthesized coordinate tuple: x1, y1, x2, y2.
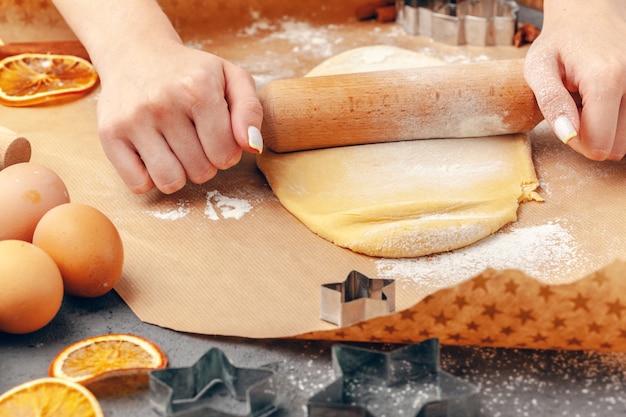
(0, 127, 31, 170)
(259, 59, 544, 153)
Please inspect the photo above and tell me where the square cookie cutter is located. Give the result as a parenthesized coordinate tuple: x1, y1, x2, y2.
(149, 348, 277, 417)
(397, 0, 519, 46)
(307, 338, 480, 417)
(320, 270, 396, 327)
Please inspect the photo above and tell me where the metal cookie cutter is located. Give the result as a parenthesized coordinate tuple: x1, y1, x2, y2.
(308, 338, 480, 417)
(149, 348, 278, 417)
(320, 270, 395, 327)
(397, 0, 519, 46)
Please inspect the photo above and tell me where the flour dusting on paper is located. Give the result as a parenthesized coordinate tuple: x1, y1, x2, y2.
(147, 191, 252, 221)
(376, 222, 583, 290)
(148, 200, 190, 220)
(267, 20, 343, 58)
(237, 10, 276, 36)
(238, 14, 342, 58)
(204, 190, 252, 220)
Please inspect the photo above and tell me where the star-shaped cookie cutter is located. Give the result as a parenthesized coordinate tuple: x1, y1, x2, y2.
(398, 0, 519, 46)
(320, 270, 396, 327)
(149, 347, 277, 417)
(307, 338, 480, 417)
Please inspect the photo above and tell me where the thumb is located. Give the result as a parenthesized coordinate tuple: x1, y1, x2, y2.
(224, 63, 264, 154)
(524, 51, 580, 144)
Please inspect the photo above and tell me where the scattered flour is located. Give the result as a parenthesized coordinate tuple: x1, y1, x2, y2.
(266, 20, 344, 57)
(252, 73, 280, 89)
(421, 47, 490, 64)
(237, 15, 343, 59)
(148, 200, 190, 220)
(441, 346, 626, 417)
(234, 16, 347, 87)
(183, 40, 206, 50)
(147, 191, 252, 221)
(204, 190, 252, 220)
(237, 18, 277, 36)
(376, 221, 581, 288)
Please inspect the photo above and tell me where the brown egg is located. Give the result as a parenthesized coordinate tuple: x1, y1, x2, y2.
(0, 162, 70, 242)
(0, 239, 64, 334)
(33, 203, 124, 298)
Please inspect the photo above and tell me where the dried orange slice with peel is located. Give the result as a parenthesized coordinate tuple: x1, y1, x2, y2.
(0, 377, 104, 417)
(0, 53, 98, 107)
(49, 333, 168, 396)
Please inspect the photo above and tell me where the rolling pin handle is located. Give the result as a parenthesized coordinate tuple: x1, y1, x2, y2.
(0, 127, 32, 170)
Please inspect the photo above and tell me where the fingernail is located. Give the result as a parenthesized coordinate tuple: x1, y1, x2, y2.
(554, 116, 577, 144)
(248, 126, 263, 154)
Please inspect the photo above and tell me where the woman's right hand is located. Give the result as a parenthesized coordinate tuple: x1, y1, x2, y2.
(95, 40, 263, 194)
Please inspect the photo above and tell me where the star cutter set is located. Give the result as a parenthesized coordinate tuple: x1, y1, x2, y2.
(320, 270, 396, 327)
(150, 348, 278, 417)
(308, 338, 480, 417)
(397, 0, 519, 46)
(149, 339, 479, 417)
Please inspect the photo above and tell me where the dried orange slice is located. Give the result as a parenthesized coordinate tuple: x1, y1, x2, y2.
(49, 333, 168, 396)
(0, 53, 98, 107)
(0, 377, 104, 417)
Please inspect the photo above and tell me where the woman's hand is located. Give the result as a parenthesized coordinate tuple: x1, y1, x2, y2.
(50, 0, 263, 194)
(96, 40, 263, 194)
(524, 0, 626, 160)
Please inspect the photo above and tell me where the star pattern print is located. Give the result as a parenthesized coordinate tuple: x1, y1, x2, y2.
(300, 262, 626, 352)
(0, 0, 64, 31)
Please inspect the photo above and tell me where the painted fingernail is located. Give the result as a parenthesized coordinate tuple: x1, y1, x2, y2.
(248, 126, 263, 154)
(554, 116, 577, 144)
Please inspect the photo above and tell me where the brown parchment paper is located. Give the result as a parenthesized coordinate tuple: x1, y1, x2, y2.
(2, 0, 626, 351)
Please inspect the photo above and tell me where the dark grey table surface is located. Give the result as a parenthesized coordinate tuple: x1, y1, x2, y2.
(2, 290, 626, 416)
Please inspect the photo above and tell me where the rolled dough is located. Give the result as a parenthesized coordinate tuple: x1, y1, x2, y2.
(257, 46, 541, 258)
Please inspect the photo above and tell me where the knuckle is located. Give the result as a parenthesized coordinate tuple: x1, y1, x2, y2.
(156, 176, 187, 195)
(143, 89, 173, 118)
(129, 180, 154, 195)
(536, 90, 564, 114)
(597, 58, 624, 84)
(121, 170, 155, 195)
(211, 148, 242, 170)
(97, 111, 131, 143)
(583, 59, 625, 98)
(188, 164, 218, 185)
(239, 96, 264, 119)
(179, 72, 222, 108)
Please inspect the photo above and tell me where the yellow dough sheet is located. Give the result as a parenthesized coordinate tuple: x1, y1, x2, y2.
(258, 134, 541, 258)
